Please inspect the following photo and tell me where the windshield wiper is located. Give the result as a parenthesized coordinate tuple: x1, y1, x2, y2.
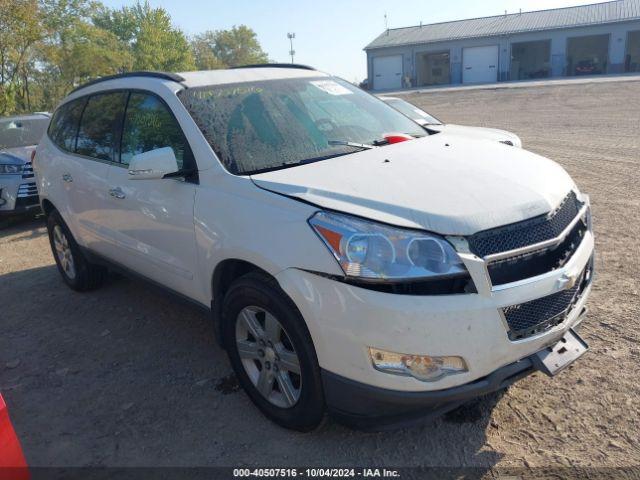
(245, 150, 365, 176)
(328, 140, 377, 150)
(245, 141, 378, 176)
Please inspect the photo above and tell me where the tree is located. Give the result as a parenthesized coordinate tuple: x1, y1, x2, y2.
(94, 1, 195, 72)
(191, 31, 225, 70)
(0, 0, 42, 114)
(54, 22, 133, 86)
(34, 0, 132, 110)
(0, 0, 268, 115)
(191, 26, 269, 70)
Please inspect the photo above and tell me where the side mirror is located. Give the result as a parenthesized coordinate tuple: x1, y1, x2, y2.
(128, 147, 179, 180)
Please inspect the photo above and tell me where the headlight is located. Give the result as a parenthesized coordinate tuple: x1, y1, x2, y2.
(309, 211, 467, 281)
(0, 164, 23, 175)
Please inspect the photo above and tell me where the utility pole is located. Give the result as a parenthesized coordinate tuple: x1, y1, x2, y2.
(287, 32, 296, 63)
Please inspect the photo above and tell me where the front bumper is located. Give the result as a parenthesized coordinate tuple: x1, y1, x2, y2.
(0, 175, 40, 216)
(321, 314, 587, 430)
(322, 349, 530, 430)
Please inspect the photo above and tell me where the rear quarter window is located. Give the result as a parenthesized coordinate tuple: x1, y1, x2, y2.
(48, 99, 86, 152)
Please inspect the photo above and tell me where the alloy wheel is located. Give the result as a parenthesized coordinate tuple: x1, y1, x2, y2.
(235, 306, 302, 408)
(52, 225, 76, 280)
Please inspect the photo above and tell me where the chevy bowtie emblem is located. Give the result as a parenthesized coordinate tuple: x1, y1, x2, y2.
(557, 272, 579, 290)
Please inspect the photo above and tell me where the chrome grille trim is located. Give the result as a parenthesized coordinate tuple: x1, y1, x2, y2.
(487, 214, 589, 286)
(17, 182, 38, 198)
(453, 192, 591, 296)
(22, 162, 34, 179)
(483, 203, 588, 263)
(468, 191, 584, 260)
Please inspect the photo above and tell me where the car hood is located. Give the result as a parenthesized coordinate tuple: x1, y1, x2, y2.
(428, 124, 522, 147)
(251, 134, 576, 236)
(0, 146, 35, 164)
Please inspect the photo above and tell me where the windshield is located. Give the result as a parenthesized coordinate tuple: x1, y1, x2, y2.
(0, 116, 49, 149)
(384, 98, 442, 125)
(178, 77, 426, 175)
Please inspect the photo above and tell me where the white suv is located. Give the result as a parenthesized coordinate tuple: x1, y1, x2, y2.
(35, 66, 594, 431)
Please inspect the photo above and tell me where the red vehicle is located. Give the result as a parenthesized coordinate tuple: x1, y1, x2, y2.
(574, 60, 601, 75)
(0, 395, 28, 480)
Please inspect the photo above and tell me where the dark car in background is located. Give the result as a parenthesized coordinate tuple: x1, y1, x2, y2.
(574, 60, 601, 76)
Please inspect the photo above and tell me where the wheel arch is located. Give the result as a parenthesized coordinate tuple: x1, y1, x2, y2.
(210, 258, 274, 347)
(41, 198, 56, 217)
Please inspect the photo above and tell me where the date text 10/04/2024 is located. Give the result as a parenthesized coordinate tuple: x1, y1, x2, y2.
(232, 468, 401, 478)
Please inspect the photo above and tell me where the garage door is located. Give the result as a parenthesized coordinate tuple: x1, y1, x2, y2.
(567, 34, 609, 76)
(373, 55, 403, 90)
(463, 45, 499, 84)
(627, 31, 640, 72)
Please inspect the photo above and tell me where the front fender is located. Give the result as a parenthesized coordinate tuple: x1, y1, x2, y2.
(193, 171, 343, 305)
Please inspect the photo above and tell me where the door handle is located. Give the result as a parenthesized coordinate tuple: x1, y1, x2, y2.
(62, 173, 73, 183)
(109, 187, 126, 199)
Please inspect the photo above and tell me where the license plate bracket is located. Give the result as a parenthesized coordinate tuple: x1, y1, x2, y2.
(532, 329, 589, 376)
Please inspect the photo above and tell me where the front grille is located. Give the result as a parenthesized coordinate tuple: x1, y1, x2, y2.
(488, 214, 588, 285)
(17, 182, 38, 198)
(469, 191, 583, 258)
(22, 162, 34, 179)
(501, 259, 592, 341)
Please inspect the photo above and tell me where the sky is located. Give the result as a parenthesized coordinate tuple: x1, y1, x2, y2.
(101, 0, 613, 82)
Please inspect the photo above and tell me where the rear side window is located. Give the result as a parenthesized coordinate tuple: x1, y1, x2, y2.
(120, 92, 188, 168)
(76, 92, 128, 161)
(48, 99, 86, 152)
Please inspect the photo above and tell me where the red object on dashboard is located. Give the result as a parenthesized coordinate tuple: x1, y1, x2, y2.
(0, 395, 29, 480)
(383, 133, 414, 144)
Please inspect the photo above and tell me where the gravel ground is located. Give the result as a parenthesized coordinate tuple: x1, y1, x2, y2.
(1, 79, 639, 475)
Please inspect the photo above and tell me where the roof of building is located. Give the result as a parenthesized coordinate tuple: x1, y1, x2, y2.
(365, 0, 640, 50)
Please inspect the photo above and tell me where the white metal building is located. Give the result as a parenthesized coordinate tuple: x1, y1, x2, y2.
(365, 0, 640, 90)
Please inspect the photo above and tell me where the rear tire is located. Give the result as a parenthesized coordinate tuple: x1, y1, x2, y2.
(47, 210, 106, 291)
(221, 272, 325, 431)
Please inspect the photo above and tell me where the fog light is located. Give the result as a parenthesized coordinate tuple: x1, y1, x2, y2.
(369, 347, 468, 382)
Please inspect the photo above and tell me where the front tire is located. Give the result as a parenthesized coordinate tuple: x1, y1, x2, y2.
(47, 210, 106, 291)
(221, 272, 325, 431)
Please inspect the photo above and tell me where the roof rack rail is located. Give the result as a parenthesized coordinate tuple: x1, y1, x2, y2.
(231, 63, 316, 71)
(69, 71, 185, 94)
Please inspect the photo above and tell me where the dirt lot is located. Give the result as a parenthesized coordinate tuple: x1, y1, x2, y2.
(1, 79, 639, 474)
